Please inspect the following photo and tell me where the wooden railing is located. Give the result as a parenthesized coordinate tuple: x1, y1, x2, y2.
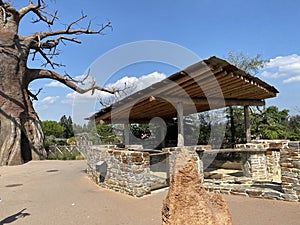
(47, 145, 84, 160)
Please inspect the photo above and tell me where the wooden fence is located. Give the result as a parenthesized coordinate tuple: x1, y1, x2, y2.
(47, 145, 84, 160)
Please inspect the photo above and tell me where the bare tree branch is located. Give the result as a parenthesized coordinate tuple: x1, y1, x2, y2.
(27, 69, 115, 95)
(31, 36, 81, 50)
(18, 0, 42, 20)
(64, 70, 89, 85)
(98, 81, 137, 107)
(31, 8, 58, 25)
(28, 88, 43, 101)
(35, 48, 64, 68)
(26, 11, 111, 68)
(36, 18, 112, 40)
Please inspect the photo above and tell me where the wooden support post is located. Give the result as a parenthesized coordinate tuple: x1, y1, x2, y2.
(229, 106, 236, 148)
(124, 123, 130, 145)
(177, 102, 184, 147)
(244, 105, 251, 143)
(160, 119, 166, 148)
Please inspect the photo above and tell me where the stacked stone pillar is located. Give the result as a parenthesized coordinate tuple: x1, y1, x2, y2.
(280, 142, 300, 202)
(162, 146, 209, 183)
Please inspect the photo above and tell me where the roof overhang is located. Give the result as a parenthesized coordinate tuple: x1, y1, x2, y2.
(88, 56, 278, 124)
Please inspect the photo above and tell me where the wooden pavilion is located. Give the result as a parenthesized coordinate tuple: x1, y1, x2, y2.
(88, 56, 278, 147)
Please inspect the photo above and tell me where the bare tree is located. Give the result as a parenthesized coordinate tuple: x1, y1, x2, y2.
(0, 1, 113, 165)
(98, 81, 137, 107)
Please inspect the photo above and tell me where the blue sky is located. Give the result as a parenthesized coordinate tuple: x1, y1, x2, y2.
(16, 0, 300, 122)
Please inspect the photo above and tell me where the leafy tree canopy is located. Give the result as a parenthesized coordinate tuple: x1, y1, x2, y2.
(42, 121, 64, 138)
(226, 51, 266, 75)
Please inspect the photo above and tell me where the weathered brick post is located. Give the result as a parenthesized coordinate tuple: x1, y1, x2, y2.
(280, 142, 300, 202)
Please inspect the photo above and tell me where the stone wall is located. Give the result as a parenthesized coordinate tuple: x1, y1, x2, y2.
(149, 152, 169, 189)
(78, 139, 299, 201)
(236, 143, 281, 182)
(280, 142, 300, 202)
(241, 151, 268, 181)
(266, 149, 281, 182)
(162, 146, 209, 183)
(84, 146, 151, 197)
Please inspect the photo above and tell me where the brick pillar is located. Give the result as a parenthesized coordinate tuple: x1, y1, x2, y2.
(266, 149, 281, 182)
(242, 151, 268, 181)
(280, 142, 300, 202)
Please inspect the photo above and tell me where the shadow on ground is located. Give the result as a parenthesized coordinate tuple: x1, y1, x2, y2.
(0, 208, 30, 225)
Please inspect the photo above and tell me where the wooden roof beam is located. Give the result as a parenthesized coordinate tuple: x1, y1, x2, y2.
(149, 96, 265, 107)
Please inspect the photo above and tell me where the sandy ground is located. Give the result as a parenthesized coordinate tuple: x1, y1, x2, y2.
(0, 160, 299, 225)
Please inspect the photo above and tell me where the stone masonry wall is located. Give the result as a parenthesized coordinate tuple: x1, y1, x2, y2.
(236, 143, 281, 182)
(84, 146, 151, 197)
(266, 149, 281, 182)
(241, 151, 268, 181)
(101, 150, 151, 197)
(280, 142, 300, 202)
(163, 146, 208, 183)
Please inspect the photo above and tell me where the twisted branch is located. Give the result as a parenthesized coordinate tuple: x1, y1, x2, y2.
(27, 69, 115, 95)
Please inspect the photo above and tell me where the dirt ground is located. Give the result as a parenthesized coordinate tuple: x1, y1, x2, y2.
(0, 160, 299, 225)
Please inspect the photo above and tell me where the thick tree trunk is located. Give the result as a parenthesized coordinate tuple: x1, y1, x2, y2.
(0, 31, 46, 165)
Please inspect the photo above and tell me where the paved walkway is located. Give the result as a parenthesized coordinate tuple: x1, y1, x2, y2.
(0, 160, 299, 225)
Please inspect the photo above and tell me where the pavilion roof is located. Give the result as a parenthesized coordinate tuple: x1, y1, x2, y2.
(89, 56, 278, 124)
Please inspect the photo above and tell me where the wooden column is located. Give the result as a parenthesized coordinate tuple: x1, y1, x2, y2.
(124, 123, 130, 145)
(244, 105, 251, 143)
(160, 119, 166, 148)
(229, 106, 236, 148)
(177, 102, 184, 147)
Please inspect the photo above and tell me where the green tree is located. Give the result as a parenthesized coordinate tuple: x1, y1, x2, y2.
(225, 51, 267, 145)
(96, 124, 119, 144)
(287, 115, 300, 140)
(42, 121, 64, 138)
(130, 124, 151, 140)
(59, 115, 74, 138)
(225, 107, 247, 145)
(197, 112, 211, 144)
(227, 51, 266, 75)
(257, 106, 289, 139)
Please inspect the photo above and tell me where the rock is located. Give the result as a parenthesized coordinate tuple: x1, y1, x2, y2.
(162, 150, 232, 225)
(204, 172, 224, 179)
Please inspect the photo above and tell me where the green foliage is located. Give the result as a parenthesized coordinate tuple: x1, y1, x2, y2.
(96, 124, 120, 144)
(287, 115, 300, 140)
(224, 106, 299, 143)
(130, 124, 151, 139)
(226, 51, 266, 74)
(42, 115, 74, 139)
(47, 147, 83, 160)
(225, 107, 247, 144)
(42, 121, 65, 138)
(43, 135, 68, 151)
(197, 112, 211, 144)
(67, 136, 76, 145)
(59, 115, 74, 138)
(257, 106, 290, 139)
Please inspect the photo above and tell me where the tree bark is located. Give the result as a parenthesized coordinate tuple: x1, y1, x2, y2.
(0, 31, 46, 165)
(0, 1, 112, 165)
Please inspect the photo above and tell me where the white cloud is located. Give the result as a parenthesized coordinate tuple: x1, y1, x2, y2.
(45, 81, 67, 88)
(262, 54, 300, 83)
(106, 71, 165, 91)
(62, 71, 166, 105)
(283, 75, 300, 83)
(135, 71, 166, 90)
(33, 96, 60, 111)
(41, 96, 60, 104)
(61, 91, 100, 104)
